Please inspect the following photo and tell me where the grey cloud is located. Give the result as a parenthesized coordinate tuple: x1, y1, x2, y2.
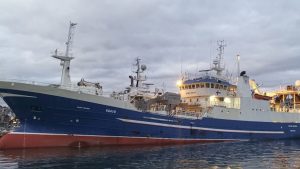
(0, 0, 300, 95)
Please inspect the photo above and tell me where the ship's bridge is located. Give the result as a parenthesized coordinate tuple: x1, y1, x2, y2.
(177, 75, 237, 112)
(175, 40, 240, 113)
(179, 75, 235, 98)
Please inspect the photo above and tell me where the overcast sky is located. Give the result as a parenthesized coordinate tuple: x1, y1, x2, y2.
(0, 0, 300, 95)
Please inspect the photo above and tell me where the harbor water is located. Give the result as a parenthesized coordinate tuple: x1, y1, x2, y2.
(1, 140, 300, 169)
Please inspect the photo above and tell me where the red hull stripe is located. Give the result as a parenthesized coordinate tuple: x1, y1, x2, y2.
(0, 133, 242, 149)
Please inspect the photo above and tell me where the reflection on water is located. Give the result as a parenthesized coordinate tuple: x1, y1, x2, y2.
(1, 140, 300, 169)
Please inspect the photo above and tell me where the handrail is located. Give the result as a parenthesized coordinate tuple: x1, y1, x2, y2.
(0, 78, 115, 95)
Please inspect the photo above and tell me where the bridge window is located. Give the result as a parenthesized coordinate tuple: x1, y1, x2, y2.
(192, 85, 195, 89)
(205, 83, 210, 88)
(200, 83, 204, 88)
(220, 85, 223, 89)
(211, 83, 215, 88)
(196, 84, 200, 88)
(215, 84, 219, 89)
(224, 86, 228, 90)
(188, 85, 192, 89)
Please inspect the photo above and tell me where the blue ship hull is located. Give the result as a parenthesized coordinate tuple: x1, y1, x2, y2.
(0, 86, 299, 149)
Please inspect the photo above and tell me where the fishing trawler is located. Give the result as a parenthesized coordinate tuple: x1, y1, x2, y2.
(0, 23, 300, 149)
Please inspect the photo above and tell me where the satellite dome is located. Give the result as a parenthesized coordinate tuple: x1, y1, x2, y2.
(295, 80, 300, 87)
(141, 65, 147, 71)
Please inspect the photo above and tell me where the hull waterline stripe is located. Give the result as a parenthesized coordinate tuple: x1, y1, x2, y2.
(117, 118, 284, 134)
(7, 132, 249, 141)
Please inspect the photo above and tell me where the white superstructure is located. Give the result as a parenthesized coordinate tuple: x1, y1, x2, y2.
(111, 58, 176, 112)
(176, 41, 237, 113)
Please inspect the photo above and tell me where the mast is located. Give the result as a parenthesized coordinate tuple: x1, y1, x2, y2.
(212, 40, 226, 76)
(52, 22, 77, 87)
(65, 22, 77, 58)
(134, 57, 147, 88)
(136, 58, 141, 87)
(237, 54, 240, 77)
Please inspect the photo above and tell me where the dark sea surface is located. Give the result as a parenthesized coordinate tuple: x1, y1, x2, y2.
(1, 140, 300, 169)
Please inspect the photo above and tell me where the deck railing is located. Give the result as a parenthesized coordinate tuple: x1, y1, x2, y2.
(0, 79, 113, 96)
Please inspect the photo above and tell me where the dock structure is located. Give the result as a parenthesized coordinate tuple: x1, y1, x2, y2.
(0, 106, 13, 136)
